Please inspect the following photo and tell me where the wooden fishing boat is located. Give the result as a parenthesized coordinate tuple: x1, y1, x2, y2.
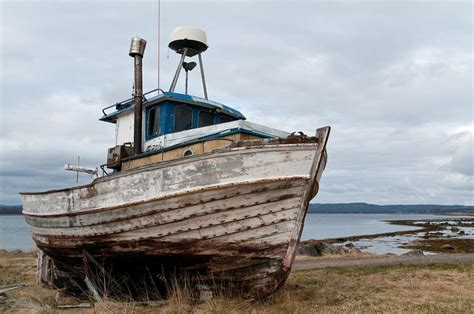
(21, 27, 330, 299)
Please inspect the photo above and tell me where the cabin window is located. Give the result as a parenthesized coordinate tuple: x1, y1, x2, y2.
(220, 116, 232, 123)
(183, 149, 194, 157)
(147, 106, 160, 137)
(174, 105, 193, 132)
(198, 111, 213, 128)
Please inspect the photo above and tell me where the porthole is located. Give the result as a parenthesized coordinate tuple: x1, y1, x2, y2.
(183, 149, 194, 157)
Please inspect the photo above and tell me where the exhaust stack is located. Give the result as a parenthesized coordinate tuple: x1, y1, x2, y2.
(129, 37, 147, 155)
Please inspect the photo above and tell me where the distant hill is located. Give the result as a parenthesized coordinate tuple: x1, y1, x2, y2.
(0, 205, 23, 215)
(308, 203, 474, 214)
(2, 203, 473, 215)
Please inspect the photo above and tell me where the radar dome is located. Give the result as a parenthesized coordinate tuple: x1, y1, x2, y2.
(169, 26, 208, 57)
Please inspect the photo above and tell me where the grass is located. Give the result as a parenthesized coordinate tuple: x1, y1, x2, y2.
(403, 238, 474, 254)
(1, 251, 473, 313)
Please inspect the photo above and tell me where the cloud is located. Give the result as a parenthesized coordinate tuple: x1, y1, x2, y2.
(0, 0, 473, 205)
(447, 130, 473, 177)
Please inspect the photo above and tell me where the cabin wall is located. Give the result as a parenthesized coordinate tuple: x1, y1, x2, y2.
(122, 133, 262, 171)
(143, 120, 289, 152)
(115, 111, 134, 146)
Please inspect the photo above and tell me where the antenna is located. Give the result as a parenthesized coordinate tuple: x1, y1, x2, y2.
(157, 0, 161, 91)
(76, 156, 80, 183)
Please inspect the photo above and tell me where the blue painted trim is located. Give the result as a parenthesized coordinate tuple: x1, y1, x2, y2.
(218, 114, 233, 123)
(144, 103, 164, 141)
(100, 91, 246, 123)
(192, 107, 200, 129)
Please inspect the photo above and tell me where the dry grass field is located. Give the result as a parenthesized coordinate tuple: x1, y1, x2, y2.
(1, 250, 473, 313)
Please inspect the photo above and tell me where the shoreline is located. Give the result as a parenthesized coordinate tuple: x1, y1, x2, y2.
(299, 216, 474, 256)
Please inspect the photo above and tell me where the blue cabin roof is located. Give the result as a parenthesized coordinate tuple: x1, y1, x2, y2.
(100, 91, 246, 123)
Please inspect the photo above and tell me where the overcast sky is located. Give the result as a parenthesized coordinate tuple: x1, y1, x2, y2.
(0, 0, 472, 205)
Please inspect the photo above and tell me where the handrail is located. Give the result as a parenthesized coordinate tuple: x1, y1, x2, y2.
(101, 88, 165, 117)
(99, 164, 109, 176)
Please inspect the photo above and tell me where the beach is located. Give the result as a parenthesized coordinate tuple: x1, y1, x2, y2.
(1, 249, 473, 312)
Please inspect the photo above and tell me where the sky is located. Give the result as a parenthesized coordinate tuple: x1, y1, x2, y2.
(0, 0, 472, 205)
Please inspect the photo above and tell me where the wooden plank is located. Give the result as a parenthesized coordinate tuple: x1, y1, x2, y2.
(23, 146, 316, 215)
(25, 179, 305, 227)
(84, 277, 102, 302)
(28, 183, 304, 237)
(127, 133, 263, 169)
(0, 284, 25, 294)
(57, 304, 92, 309)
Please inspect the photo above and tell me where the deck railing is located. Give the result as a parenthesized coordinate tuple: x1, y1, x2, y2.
(101, 88, 165, 117)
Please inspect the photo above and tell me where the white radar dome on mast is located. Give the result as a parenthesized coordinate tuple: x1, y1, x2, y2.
(168, 26, 209, 99)
(169, 26, 208, 57)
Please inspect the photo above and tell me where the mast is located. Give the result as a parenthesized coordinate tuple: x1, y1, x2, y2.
(157, 0, 161, 91)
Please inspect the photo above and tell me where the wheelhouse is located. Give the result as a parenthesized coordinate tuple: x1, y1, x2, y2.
(98, 28, 290, 173)
(143, 98, 241, 141)
(100, 91, 289, 172)
(100, 91, 246, 147)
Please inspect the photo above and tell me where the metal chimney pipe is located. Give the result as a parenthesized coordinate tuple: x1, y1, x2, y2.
(129, 37, 147, 155)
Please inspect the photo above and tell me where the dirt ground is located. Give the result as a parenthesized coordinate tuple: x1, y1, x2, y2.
(1, 250, 473, 313)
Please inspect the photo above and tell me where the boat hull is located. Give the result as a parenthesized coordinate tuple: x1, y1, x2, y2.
(21, 128, 330, 298)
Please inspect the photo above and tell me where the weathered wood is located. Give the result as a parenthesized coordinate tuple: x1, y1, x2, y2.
(21, 136, 329, 299)
(0, 284, 25, 294)
(36, 250, 53, 284)
(124, 133, 264, 171)
(57, 303, 93, 309)
(84, 277, 102, 302)
(22, 145, 316, 215)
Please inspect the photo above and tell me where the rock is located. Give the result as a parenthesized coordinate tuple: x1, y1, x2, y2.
(451, 227, 460, 233)
(297, 240, 340, 256)
(197, 284, 213, 302)
(324, 243, 339, 255)
(345, 242, 355, 248)
(402, 250, 425, 256)
(441, 244, 455, 250)
(296, 243, 320, 256)
(336, 246, 347, 254)
(458, 230, 466, 235)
